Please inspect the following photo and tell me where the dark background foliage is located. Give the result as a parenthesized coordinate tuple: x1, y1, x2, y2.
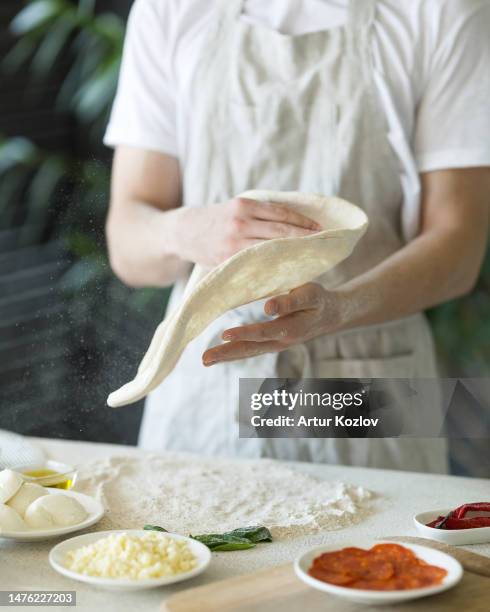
(0, 0, 166, 444)
(0, 1, 488, 472)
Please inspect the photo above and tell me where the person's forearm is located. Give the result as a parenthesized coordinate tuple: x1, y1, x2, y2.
(201, 224, 487, 366)
(107, 195, 321, 287)
(202, 169, 489, 366)
(335, 226, 485, 331)
(106, 200, 191, 288)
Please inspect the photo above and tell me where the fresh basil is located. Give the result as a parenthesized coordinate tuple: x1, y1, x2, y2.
(142, 524, 273, 552)
(191, 534, 255, 551)
(210, 541, 256, 551)
(226, 526, 273, 543)
(190, 526, 272, 551)
(143, 524, 168, 532)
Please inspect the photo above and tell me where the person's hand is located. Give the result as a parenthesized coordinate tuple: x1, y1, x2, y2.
(178, 197, 321, 268)
(202, 283, 343, 365)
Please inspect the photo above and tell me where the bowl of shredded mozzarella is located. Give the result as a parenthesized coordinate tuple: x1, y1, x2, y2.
(49, 530, 211, 590)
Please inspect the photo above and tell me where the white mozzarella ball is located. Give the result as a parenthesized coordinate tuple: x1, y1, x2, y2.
(24, 497, 56, 528)
(0, 469, 24, 504)
(7, 483, 48, 517)
(0, 503, 27, 532)
(26, 494, 87, 528)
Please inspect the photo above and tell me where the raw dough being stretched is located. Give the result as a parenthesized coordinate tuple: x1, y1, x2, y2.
(107, 191, 368, 407)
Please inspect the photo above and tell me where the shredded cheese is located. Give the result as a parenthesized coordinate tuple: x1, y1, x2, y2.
(64, 532, 197, 580)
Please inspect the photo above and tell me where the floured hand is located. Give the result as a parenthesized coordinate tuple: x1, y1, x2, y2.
(180, 197, 321, 268)
(203, 283, 343, 365)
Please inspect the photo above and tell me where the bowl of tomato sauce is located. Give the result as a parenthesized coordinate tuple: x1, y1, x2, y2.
(294, 539, 462, 605)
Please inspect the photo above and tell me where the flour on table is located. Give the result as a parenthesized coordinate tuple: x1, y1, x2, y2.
(75, 454, 375, 538)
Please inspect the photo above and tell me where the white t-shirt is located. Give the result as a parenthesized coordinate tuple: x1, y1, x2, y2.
(104, 0, 490, 240)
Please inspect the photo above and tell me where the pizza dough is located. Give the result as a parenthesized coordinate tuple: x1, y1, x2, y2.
(107, 191, 368, 407)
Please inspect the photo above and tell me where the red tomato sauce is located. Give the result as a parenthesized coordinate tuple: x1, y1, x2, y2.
(308, 544, 447, 591)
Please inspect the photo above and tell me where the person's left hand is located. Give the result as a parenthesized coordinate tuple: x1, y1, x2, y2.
(202, 282, 342, 366)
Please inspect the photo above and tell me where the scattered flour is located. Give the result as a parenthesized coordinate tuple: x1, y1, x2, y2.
(75, 454, 375, 538)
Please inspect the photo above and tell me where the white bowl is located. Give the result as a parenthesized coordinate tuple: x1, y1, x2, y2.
(49, 530, 211, 591)
(294, 539, 462, 605)
(414, 508, 490, 545)
(0, 489, 104, 542)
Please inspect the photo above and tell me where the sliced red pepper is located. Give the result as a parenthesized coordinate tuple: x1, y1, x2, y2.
(426, 502, 490, 529)
(426, 515, 446, 528)
(452, 502, 490, 519)
(443, 517, 490, 530)
(431, 511, 456, 529)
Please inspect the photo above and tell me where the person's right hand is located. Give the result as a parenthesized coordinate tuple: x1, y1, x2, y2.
(178, 197, 322, 268)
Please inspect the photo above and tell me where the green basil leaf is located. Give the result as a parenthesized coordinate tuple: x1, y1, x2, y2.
(190, 534, 256, 551)
(227, 526, 272, 543)
(189, 526, 272, 551)
(189, 534, 228, 547)
(143, 524, 168, 532)
(211, 541, 255, 551)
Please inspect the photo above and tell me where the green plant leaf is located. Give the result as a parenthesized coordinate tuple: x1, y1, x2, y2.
(2, 38, 37, 73)
(190, 534, 255, 551)
(209, 541, 256, 552)
(56, 33, 104, 113)
(59, 258, 107, 292)
(26, 156, 65, 203)
(143, 525, 169, 532)
(127, 287, 168, 312)
(77, 0, 96, 19)
(0, 138, 39, 173)
(30, 16, 76, 74)
(73, 57, 120, 122)
(0, 168, 32, 229)
(18, 157, 65, 245)
(189, 526, 272, 551)
(225, 526, 273, 543)
(11, 0, 65, 36)
(92, 13, 125, 46)
(66, 231, 102, 258)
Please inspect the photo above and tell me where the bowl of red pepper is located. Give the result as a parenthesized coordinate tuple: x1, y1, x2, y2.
(414, 502, 490, 545)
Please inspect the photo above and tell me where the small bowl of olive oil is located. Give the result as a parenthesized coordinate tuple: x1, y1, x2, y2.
(14, 460, 77, 490)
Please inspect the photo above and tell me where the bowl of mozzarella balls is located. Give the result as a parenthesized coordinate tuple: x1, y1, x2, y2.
(0, 469, 104, 541)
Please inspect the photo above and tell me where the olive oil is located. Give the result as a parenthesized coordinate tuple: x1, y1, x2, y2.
(22, 469, 73, 489)
(23, 469, 57, 478)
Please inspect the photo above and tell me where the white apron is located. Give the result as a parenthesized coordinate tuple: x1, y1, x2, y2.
(139, 0, 448, 473)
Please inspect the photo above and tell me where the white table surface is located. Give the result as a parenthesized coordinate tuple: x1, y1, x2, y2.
(2, 437, 489, 611)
